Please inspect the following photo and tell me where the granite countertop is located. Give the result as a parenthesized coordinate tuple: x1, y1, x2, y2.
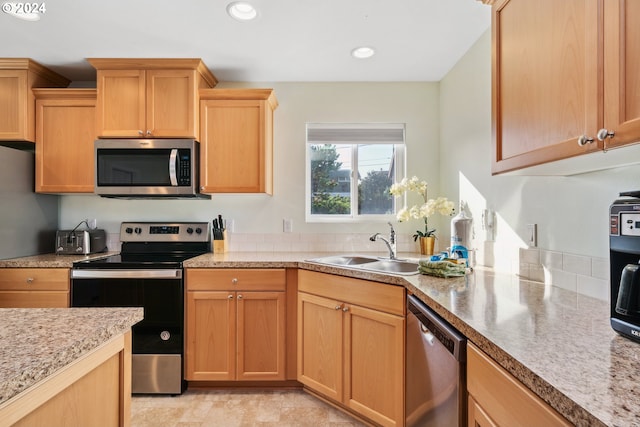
(0, 252, 118, 268)
(2, 250, 636, 426)
(0, 307, 143, 405)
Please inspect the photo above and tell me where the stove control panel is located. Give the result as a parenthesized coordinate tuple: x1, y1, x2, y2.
(120, 222, 210, 242)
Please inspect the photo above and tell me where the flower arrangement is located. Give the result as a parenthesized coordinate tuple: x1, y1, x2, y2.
(389, 176, 455, 241)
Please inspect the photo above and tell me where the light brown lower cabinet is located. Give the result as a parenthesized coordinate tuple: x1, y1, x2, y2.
(467, 343, 571, 427)
(185, 268, 286, 381)
(297, 270, 405, 427)
(0, 268, 69, 307)
(2, 331, 132, 427)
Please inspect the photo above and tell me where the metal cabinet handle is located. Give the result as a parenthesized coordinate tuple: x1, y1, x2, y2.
(146, 130, 152, 136)
(231, 278, 238, 284)
(334, 304, 342, 310)
(227, 294, 233, 299)
(138, 130, 143, 136)
(597, 128, 615, 141)
(26, 277, 34, 284)
(342, 306, 349, 312)
(238, 294, 243, 299)
(577, 135, 594, 146)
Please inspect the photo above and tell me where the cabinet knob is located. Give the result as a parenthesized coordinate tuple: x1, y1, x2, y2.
(228, 294, 234, 299)
(577, 135, 594, 146)
(342, 306, 349, 312)
(597, 128, 615, 141)
(231, 278, 238, 284)
(238, 294, 243, 299)
(334, 304, 342, 310)
(146, 130, 152, 136)
(26, 277, 34, 284)
(138, 130, 144, 136)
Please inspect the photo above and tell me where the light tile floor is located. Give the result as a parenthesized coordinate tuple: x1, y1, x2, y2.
(131, 389, 368, 427)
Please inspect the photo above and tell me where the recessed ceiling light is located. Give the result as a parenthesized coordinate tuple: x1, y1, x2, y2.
(351, 46, 376, 59)
(226, 2, 258, 21)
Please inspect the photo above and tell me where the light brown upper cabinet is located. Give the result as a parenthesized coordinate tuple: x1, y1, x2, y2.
(489, 0, 640, 174)
(0, 59, 69, 143)
(34, 89, 96, 193)
(88, 59, 217, 139)
(199, 89, 278, 194)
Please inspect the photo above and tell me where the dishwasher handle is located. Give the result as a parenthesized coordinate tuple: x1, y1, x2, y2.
(407, 294, 466, 362)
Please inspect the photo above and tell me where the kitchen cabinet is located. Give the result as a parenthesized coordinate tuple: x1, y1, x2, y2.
(467, 343, 571, 427)
(0, 268, 69, 307)
(297, 270, 405, 427)
(88, 58, 217, 139)
(34, 88, 96, 193)
(0, 58, 70, 143)
(199, 89, 277, 194)
(489, 0, 640, 174)
(185, 268, 286, 381)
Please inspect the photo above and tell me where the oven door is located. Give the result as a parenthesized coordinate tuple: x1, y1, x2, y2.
(71, 269, 185, 394)
(71, 269, 184, 354)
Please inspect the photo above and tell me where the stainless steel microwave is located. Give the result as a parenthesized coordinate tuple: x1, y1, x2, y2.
(95, 139, 209, 199)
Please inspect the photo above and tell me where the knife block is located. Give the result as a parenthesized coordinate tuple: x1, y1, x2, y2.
(213, 230, 228, 254)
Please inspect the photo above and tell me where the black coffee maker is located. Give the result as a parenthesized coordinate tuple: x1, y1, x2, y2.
(610, 191, 640, 342)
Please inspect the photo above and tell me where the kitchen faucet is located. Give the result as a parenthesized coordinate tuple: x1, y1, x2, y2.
(369, 222, 397, 260)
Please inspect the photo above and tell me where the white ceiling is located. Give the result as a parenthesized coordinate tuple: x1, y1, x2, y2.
(0, 0, 491, 83)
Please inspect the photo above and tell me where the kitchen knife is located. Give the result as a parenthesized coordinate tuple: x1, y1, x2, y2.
(218, 214, 224, 231)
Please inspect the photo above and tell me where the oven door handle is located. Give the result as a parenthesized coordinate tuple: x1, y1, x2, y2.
(71, 269, 183, 279)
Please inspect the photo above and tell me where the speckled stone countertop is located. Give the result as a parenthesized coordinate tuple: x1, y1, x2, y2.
(3, 251, 636, 426)
(0, 307, 143, 405)
(0, 252, 118, 268)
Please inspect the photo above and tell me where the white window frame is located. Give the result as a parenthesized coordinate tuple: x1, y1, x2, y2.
(305, 123, 406, 223)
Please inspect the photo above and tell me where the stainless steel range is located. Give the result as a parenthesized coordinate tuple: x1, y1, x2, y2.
(71, 222, 211, 395)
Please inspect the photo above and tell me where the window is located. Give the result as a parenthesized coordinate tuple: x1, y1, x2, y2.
(305, 123, 406, 222)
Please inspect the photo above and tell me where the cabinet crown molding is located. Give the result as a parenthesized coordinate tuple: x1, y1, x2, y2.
(199, 88, 279, 109)
(87, 58, 218, 87)
(0, 58, 70, 87)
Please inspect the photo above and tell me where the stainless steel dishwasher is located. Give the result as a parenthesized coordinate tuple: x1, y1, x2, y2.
(406, 294, 467, 427)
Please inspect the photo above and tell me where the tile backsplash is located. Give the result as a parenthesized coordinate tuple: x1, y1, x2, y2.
(519, 247, 609, 302)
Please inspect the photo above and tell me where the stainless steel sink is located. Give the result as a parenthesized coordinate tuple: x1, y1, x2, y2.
(307, 255, 420, 276)
(360, 260, 420, 275)
(307, 255, 379, 266)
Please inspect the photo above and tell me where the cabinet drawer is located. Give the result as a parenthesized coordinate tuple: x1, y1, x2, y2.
(0, 291, 69, 308)
(0, 268, 69, 291)
(298, 270, 404, 316)
(186, 268, 286, 291)
(467, 343, 571, 427)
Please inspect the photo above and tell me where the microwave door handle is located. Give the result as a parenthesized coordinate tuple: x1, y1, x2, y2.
(169, 149, 178, 186)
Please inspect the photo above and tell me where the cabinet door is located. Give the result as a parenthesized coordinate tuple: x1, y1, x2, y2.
(199, 99, 269, 193)
(603, 0, 640, 149)
(344, 304, 405, 427)
(95, 69, 146, 138)
(468, 396, 499, 427)
(146, 69, 198, 138)
(492, 0, 601, 174)
(0, 70, 28, 140)
(237, 291, 286, 380)
(185, 291, 236, 380)
(35, 90, 96, 193)
(297, 292, 343, 401)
